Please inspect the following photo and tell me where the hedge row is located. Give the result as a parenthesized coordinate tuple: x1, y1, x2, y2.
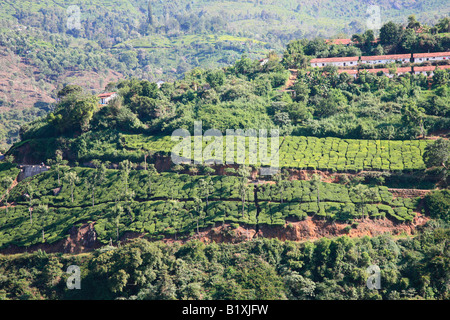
(257, 180, 417, 208)
(0, 195, 416, 248)
(279, 136, 429, 172)
(0, 169, 419, 248)
(120, 134, 430, 172)
(8, 169, 254, 208)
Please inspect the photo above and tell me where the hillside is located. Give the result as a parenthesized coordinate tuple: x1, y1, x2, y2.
(0, 1, 449, 150)
(0, 7, 449, 302)
(1, 40, 449, 251)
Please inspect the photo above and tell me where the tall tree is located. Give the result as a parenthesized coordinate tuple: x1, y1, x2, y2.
(402, 102, 426, 138)
(24, 182, 38, 225)
(379, 21, 402, 46)
(274, 169, 289, 204)
(63, 171, 79, 203)
(423, 138, 450, 170)
(146, 163, 158, 196)
(237, 165, 251, 217)
(310, 173, 321, 210)
(167, 200, 181, 240)
(351, 184, 377, 220)
(191, 196, 204, 236)
(147, 1, 154, 26)
(0, 176, 13, 214)
(119, 160, 133, 198)
(88, 160, 107, 207)
(198, 177, 214, 208)
(112, 202, 124, 242)
(47, 150, 68, 186)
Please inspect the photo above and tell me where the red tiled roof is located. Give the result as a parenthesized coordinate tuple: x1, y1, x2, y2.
(98, 92, 117, 98)
(414, 66, 436, 72)
(325, 39, 352, 45)
(365, 68, 390, 73)
(337, 69, 358, 74)
(361, 54, 411, 61)
(414, 52, 450, 58)
(413, 65, 450, 72)
(396, 67, 412, 73)
(310, 56, 359, 63)
(329, 64, 449, 77)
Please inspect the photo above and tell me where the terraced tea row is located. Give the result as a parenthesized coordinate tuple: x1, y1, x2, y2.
(0, 169, 419, 248)
(121, 134, 430, 172)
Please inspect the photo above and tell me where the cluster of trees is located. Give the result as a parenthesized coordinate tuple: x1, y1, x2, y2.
(1, 10, 448, 149)
(17, 47, 449, 161)
(0, 108, 47, 152)
(19, 54, 289, 143)
(283, 16, 450, 68)
(350, 16, 450, 56)
(0, 226, 448, 300)
(288, 65, 450, 139)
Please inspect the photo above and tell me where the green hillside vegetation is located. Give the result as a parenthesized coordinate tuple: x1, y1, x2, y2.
(0, 14, 448, 149)
(0, 230, 449, 300)
(0, 162, 19, 196)
(11, 47, 450, 166)
(0, 8, 449, 302)
(0, 166, 420, 248)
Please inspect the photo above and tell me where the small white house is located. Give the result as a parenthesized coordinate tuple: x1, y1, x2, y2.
(98, 92, 118, 105)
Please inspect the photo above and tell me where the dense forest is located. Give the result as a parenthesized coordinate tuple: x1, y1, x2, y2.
(0, 228, 448, 300)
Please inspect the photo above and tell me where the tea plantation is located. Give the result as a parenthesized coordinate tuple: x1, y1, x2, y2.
(0, 168, 419, 248)
(120, 134, 431, 172)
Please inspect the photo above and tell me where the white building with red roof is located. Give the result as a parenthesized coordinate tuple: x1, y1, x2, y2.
(413, 52, 450, 63)
(310, 56, 359, 67)
(98, 92, 118, 105)
(360, 54, 411, 65)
